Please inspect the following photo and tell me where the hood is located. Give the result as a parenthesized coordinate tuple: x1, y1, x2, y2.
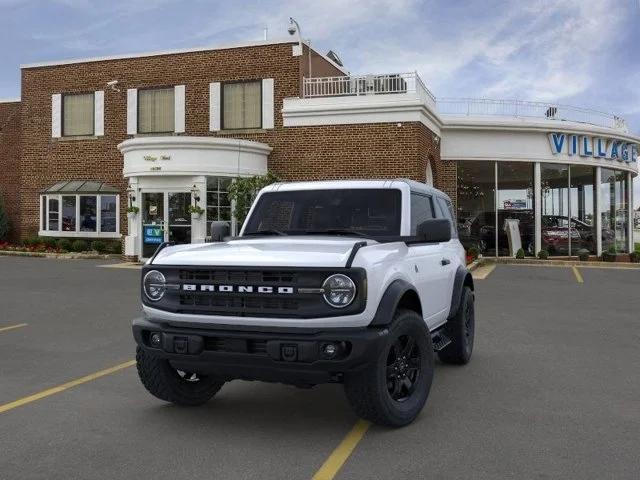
(151, 236, 370, 268)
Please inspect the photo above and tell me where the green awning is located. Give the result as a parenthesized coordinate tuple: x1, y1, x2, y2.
(41, 180, 119, 194)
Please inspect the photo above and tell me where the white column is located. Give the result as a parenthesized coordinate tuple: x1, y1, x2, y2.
(124, 177, 139, 258)
(191, 176, 207, 244)
(534, 162, 541, 255)
(595, 167, 602, 256)
(628, 172, 634, 253)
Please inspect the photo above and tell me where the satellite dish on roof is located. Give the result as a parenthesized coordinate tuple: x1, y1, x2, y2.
(326, 50, 343, 67)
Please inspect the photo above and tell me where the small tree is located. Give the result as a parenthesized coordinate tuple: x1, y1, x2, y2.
(227, 172, 280, 226)
(0, 193, 10, 241)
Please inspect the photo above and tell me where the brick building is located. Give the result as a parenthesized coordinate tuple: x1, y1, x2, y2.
(0, 37, 638, 259)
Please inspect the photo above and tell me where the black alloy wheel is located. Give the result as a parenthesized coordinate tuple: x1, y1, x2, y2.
(386, 335, 421, 402)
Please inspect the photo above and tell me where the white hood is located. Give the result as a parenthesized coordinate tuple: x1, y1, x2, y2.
(151, 237, 370, 267)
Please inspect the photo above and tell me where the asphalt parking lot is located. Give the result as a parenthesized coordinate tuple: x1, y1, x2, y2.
(1, 257, 639, 480)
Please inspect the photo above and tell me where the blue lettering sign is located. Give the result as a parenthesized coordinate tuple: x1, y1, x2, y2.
(579, 136, 593, 156)
(620, 143, 629, 162)
(144, 226, 164, 245)
(595, 138, 607, 157)
(548, 133, 565, 154)
(568, 135, 578, 155)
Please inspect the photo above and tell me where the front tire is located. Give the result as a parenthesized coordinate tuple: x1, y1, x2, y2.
(344, 309, 434, 427)
(438, 286, 475, 365)
(136, 347, 224, 406)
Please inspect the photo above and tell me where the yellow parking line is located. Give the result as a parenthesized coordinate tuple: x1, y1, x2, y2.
(572, 266, 584, 283)
(0, 360, 135, 414)
(312, 420, 371, 480)
(0, 323, 28, 334)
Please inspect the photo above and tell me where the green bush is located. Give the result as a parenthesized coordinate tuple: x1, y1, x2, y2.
(576, 249, 590, 262)
(515, 248, 525, 259)
(629, 251, 640, 263)
(91, 240, 107, 253)
(467, 246, 479, 260)
(0, 193, 9, 241)
(41, 237, 58, 249)
(71, 239, 88, 252)
(107, 242, 122, 254)
(537, 250, 549, 260)
(57, 238, 72, 251)
(21, 235, 40, 247)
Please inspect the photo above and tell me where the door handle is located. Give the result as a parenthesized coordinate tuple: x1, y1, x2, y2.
(441, 258, 451, 266)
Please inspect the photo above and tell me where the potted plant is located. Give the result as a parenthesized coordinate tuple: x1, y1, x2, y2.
(126, 206, 139, 219)
(515, 248, 525, 259)
(576, 249, 590, 262)
(188, 204, 205, 219)
(602, 245, 617, 262)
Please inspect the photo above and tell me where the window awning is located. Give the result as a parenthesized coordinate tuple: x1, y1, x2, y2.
(41, 180, 120, 194)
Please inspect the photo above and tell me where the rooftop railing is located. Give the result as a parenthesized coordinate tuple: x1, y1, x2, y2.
(435, 98, 628, 132)
(302, 72, 436, 105)
(301, 73, 628, 132)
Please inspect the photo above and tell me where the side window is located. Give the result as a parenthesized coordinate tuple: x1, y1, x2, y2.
(437, 197, 457, 238)
(410, 193, 434, 234)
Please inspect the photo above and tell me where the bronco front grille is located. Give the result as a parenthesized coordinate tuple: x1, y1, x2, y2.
(143, 266, 367, 319)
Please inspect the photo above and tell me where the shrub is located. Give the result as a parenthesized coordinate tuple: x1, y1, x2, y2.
(22, 235, 40, 247)
(515, 248, 525, 259)
(576, 249, 590, 262)
(630, 251, 640, 263)
(41, 237, 58, 249)
(57, 238, 72, 251)
(467, 247, 479, 260)
(537, 250, 549, 260)
(91, 240, 107, 253)
(107, 242, 122, 254)
(71, 239, 88, 252)
(0, 193, 9, 241)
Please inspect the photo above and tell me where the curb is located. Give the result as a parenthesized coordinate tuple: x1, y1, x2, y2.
(0, 250, 121, 260)
(480, 257, 640, 269)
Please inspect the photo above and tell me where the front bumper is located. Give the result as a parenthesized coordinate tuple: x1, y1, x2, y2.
(132, 317, 387, 386)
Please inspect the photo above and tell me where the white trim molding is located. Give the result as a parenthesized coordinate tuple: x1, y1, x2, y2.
(51, 94, 62, 138)
(118, 136, 271, 178)
(209, 82, 221, 131)
(282, 94, 442, 135)
(262, 78, 275, 129)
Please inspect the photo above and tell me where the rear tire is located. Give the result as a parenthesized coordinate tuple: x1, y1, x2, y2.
(438, 286, 475, 365)
(136, 347, 224, 406)
(344, 309, 434, 427)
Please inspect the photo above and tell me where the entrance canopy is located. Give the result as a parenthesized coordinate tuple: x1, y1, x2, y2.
(42, 180, 119, 194)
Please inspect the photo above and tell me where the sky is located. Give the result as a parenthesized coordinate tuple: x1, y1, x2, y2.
(1, 0, 639, 205)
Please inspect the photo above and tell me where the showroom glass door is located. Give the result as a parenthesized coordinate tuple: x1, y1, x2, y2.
(141, 192, 165, 259)
(167, 192, 192, 245)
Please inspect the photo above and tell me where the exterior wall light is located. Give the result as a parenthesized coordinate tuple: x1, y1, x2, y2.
(126, 186, 136, 205)
(191, 184, 201, 204)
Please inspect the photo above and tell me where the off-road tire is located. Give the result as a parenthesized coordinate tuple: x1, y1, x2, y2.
(438, 286, 475, 365)
(344, 309, 434, 427)
(136, 347, 224, 406)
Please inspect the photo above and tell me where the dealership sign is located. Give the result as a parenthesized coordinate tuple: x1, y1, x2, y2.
(548, 133, 638, 163)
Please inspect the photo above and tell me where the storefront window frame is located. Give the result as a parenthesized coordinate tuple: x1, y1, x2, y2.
(39, 193, 120, 238)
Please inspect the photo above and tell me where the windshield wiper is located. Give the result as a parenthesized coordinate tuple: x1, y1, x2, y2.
(305, 229, 370, 238)
(243, 229, 287, 236)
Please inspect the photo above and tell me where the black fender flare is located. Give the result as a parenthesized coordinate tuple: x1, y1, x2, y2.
(369, 279, 421, 327)
(448, 266, 474, 319)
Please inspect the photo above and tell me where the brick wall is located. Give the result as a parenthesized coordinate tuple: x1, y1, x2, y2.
(15, 42, 443, 240)
(0, 101, 21, 240)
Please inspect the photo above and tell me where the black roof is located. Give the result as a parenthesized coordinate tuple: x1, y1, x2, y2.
(41, 180, 119, 194)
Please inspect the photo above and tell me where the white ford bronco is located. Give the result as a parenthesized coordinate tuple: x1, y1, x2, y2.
(133, 180, 475, 427)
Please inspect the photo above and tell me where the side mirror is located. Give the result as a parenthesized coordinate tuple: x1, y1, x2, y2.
(415, 218, 452, 243)
(210, 221, 230, 242)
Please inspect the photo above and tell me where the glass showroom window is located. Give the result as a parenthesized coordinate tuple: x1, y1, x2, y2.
(40, 194, 119, 237)
(206, 177, 232, 234)
(138, 88, 174, 133)
(569, 165, 596, 255)
(541, 164, 569, 255)
(497, 162, 535, 256)
(457, 161, 496, 256)
(63, 93, 94, 136)
(223, 81, 261, 129)
(601, 169, 629, 253)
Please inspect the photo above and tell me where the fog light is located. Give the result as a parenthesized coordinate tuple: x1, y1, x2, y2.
(322, 343, 338, 358)
(150, 332, 162, 348)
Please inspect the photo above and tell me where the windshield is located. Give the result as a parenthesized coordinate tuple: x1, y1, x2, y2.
(243, 189, 402, 237)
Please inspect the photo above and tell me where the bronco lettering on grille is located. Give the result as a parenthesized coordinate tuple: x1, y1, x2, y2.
(182, 284, 295, 294)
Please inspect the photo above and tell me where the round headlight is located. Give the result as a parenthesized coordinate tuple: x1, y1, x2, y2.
(322, 274, 356, 308)
(143, 270, 166, 302)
